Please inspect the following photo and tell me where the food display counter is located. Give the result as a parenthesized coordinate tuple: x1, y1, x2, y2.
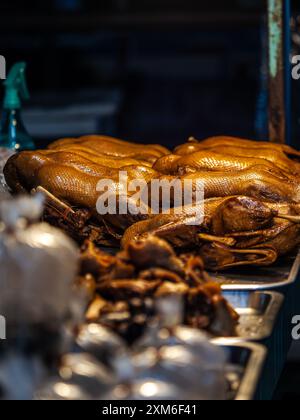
(0, 0, 299, 402)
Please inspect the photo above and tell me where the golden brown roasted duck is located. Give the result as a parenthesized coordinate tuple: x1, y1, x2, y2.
(175, 136, 300, 160)
(44, 147, 153, 168)
(122, 196, 300, 270)
(4, 136, 168, 245)
(49, 135, 170, 164)
(122, 196, 281, 246)
(201, 146, 299, 175)
(124, 196, 300, 242)
(5, 135, 300, 208)
(4, 134, 300, 270)
(174, 136, 300, 177)
(153, 150, 292, 180)
(158, 165, 300, 203)
(4, 149, 159, 208)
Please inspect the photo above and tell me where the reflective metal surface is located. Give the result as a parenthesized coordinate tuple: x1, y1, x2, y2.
(223, 291, 284, 341)
(213, 249, 300, 291)
(213, 340, 267, 400)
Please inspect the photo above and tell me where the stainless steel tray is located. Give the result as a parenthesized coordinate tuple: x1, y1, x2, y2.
(213, 340, 267, 400)
(212, 250, 300, 291)
(223, 291, 284, 341)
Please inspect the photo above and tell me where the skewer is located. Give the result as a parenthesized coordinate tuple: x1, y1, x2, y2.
(32, 186, 76, 217)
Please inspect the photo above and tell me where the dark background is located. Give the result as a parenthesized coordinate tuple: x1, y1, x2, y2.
(0, 0, 299, 150)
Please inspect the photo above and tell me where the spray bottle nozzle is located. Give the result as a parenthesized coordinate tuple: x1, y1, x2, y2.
(3, 62, 29, 110)
(0, 61, 34, 151)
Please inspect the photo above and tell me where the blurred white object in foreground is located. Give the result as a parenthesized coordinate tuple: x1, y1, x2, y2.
(0, 194, 80, 400)
(0, 194, 79, 322)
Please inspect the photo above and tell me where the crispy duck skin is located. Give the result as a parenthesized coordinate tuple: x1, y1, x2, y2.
(121, 198, 226, 247)
(158, 166, 300, 203)
(122, 197, 300, 270)
(43, 147, 153, 168)
(210, 196, 277, 235)
(174, 136, 300, 160)
(174, 137, 300, 176)
(153, 150, 291, 180)
(199, 146, 300, 175)
(4, 150, 159, 209)
(5, 136, 300, 225)
(48, 135, 170, 163)
(4, 135, 300, 271)
(121, 196, 295, 248)
(3, 138, 162, 245)
(121, 210, 201, 248)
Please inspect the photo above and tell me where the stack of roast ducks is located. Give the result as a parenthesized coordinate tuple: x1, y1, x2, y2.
(4, 134, 300, 271)
(4, 134, 300, 339)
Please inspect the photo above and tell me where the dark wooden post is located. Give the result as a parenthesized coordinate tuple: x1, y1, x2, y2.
(268, 0, 291, 144)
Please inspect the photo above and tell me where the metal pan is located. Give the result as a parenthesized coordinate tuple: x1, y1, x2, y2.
(213, 340, 267, 400)
(212, 249, 300, 291)
(223, 291, 284, 341)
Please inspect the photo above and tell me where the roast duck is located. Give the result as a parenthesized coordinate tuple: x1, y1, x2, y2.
(4, 134, 300, 271)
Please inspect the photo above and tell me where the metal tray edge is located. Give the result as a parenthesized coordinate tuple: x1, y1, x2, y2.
(224, 291, 284, 342)
(221, 249, 300, 291)
(212, 339, 267, 400)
